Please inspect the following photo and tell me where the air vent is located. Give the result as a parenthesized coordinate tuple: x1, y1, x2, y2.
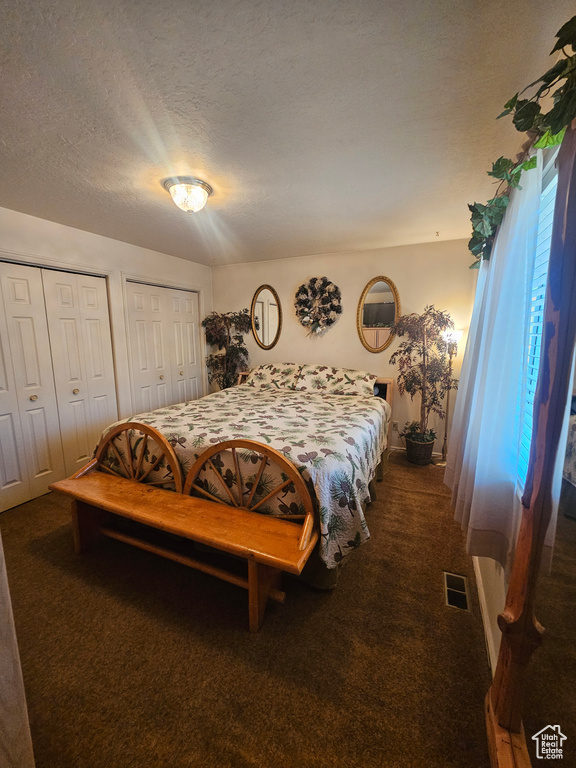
(443, 572, 469, 611)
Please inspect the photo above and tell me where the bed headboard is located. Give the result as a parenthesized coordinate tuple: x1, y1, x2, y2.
(238, 369, 393, 410)
(374, 377, 394, 410)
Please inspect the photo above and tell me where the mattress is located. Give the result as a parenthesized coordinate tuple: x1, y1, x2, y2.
(100, 384, 391, 569)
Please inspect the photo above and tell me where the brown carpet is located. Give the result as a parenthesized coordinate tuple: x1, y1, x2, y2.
(1, 452, 492, 768)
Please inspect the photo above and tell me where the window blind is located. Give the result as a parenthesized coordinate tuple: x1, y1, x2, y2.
(517, 173, 559, 486)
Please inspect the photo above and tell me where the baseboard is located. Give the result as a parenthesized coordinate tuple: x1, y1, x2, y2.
(473, 556, 507, 676)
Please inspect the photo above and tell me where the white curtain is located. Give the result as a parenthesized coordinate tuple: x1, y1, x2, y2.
(445, 152, 566, 570)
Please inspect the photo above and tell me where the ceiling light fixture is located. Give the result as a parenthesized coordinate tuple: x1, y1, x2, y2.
(162, 176, 213, 213)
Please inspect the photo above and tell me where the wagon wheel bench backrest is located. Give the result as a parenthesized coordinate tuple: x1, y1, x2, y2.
(49, 423, 319, 632)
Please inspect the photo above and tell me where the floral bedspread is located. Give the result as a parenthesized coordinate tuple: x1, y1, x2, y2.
(563, 414, 576, 488)
(102, 385, 391, 569)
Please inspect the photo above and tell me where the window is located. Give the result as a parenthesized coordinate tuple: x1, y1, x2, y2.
(517, 170, 559, 487)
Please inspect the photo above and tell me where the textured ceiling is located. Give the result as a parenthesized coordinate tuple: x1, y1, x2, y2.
(1, 0, 573, 266)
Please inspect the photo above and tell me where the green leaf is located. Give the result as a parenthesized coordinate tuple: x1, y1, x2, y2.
(523, 59, 571, 95)
(468, 201, 485, 214)
(486, 195, 509, 211)
(541, 58, 574, 85)
(484, 198, 507, 225)
(512, 99, 541, 132)
(476, 217, 495, 238)
(468, 234, 485, 256)
(478, 220, 495, 238)
(507, 172, 523, 189)
(486, 195, 510, 216)
(519, 156, 538, 172)
(487, 156, 515, 180)
(468, 202, 486, 229)
(469, 260, 481, 270)
(497, 94, 518, 119)
(474, 217, 494, 237)
(551, 15, 576, 54)
(534, 127, 566, 148)
(544, 87, 576, 135)
(469, 196, 509, 244)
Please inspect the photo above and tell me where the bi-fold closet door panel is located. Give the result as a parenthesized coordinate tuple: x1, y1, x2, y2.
(0, 264, 66, 509)
(126, 281, 202, 414)
(41, 270, 118, 476)
(0, 263, 118, 512)
(165, 287, 202, 404)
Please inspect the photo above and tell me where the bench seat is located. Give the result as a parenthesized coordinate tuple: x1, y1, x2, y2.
(51, 470, 319, 631)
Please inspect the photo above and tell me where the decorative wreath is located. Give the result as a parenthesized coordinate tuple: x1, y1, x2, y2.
(294, 276, 342, 336)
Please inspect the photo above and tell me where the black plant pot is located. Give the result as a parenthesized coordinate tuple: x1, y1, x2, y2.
(405, 437, 435, 466)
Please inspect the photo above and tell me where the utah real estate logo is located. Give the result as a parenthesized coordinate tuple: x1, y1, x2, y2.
(532, 725, 567, 760)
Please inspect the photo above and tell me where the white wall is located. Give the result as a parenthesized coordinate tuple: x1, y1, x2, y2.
(0, 206, 213, 418)
(213, 239, 477, 449)
(473, 556, 507, 674)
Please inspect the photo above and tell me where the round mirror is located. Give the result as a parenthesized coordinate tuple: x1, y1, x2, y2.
(251, 285, 282, 350)
(357, 276, 400, 353)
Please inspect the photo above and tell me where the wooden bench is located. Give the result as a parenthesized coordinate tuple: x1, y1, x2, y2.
(50, 424, 318, 632)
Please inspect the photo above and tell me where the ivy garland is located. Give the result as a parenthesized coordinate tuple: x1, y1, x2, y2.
(468, 14, 576, 268)
(294, 276, 342, 336)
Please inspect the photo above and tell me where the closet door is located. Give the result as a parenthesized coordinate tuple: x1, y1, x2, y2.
(0, 264, 65, 510)
(165, 288, 202, 403)
(126, 282, 172, 413)
(0, 281, 30, 510)
(42, 270, 118, 476)
(126, 282, 203, 413)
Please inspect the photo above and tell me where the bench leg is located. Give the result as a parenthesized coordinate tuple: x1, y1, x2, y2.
(72, 501, 107, 553)
(247, 561, 282, 633)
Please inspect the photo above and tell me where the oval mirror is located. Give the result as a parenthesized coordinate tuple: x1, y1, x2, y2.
(357, 276, 400, 353)
(251, 284, 282, 350)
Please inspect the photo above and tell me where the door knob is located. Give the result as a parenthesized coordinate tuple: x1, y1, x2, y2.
(29, 394, 38, 401)
(73, 388, 80, 395)
(159, 375, 165, 380)
(179, 371, 184, 376)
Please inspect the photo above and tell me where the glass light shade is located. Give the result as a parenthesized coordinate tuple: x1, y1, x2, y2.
(163, 177, 212, 213)
(442, 329, 464, 345)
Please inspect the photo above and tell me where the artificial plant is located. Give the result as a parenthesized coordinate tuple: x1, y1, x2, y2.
(468, 14, 576, 267)
(201, 308, 253, 390)
(389, 305, 458, 443)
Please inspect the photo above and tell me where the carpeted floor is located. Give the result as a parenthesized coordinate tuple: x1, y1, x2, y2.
(2, 452, 493, 768)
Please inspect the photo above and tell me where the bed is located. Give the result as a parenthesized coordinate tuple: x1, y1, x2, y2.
(51, 363, 392, 628)
(99, 363, 392, 570)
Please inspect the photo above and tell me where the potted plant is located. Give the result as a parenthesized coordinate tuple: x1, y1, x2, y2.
(389, 305, 458, 465)
(201, 309, 254, 390)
